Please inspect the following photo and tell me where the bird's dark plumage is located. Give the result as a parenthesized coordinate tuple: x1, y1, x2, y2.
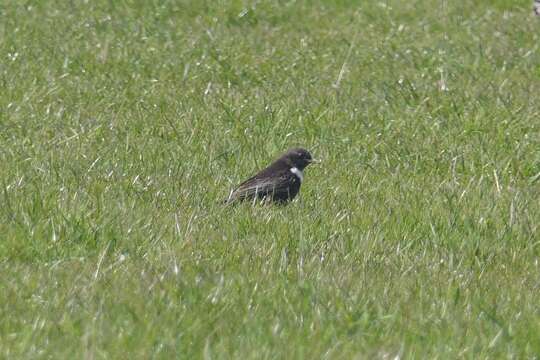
(225, 148, 315, 204)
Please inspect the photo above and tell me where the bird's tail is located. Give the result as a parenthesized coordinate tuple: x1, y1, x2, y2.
(221, 190, 235, 205)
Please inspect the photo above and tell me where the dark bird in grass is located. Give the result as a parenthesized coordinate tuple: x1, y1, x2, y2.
(225, 148, 317, 204)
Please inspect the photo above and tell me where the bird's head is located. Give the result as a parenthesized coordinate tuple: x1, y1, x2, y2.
(283, 148, 317, 170)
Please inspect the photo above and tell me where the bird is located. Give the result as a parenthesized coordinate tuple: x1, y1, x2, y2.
(535, 0, 540, 16)
(224, 148, 316, 204)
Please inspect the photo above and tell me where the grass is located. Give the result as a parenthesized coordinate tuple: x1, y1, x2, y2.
(1, 0, 539, 358)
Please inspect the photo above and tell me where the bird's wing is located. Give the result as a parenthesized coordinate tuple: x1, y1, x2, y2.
(226, 172, 296, 202)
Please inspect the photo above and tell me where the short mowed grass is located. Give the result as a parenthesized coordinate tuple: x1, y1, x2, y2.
(1, 0, 539, 358)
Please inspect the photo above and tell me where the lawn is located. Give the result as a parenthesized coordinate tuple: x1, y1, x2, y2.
(1, 0, 539, 358)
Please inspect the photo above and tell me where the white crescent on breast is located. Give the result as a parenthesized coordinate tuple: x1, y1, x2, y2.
(290, 167, 303, 182)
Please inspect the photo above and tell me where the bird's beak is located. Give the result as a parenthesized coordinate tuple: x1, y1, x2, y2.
(309, 159, 321, 164)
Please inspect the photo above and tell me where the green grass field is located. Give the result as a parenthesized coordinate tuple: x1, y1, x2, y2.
(1, 0, 539, 358)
